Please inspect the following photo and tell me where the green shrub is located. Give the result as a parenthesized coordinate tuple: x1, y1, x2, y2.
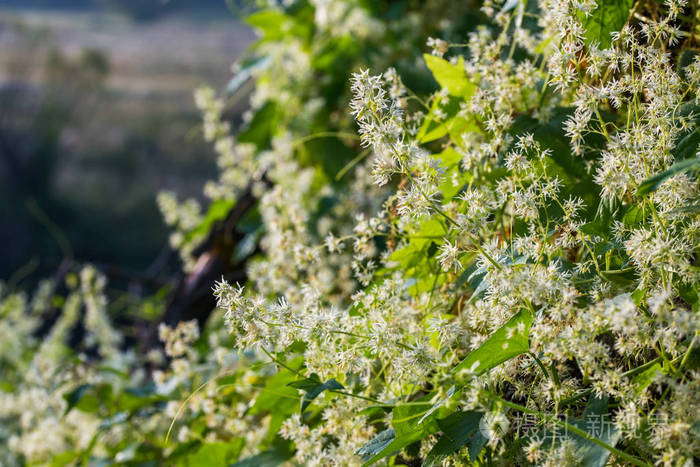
(2, 0, 699, 465)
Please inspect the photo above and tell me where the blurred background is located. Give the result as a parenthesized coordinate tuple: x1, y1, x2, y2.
(0, 0, 253, 287)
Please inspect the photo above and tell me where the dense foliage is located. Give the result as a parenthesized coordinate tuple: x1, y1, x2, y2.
(2, 0, 700, 466)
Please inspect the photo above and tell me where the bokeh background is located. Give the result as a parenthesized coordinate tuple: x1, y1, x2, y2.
(0, 0, 253, 286)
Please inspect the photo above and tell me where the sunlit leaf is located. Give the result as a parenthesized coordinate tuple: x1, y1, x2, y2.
(580, 0, 634, 49)
(453, 309, 533, 375)
(424, 54, 475, 98)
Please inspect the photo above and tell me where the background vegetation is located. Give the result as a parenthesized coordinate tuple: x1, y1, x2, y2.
(1, 0, 699, 466)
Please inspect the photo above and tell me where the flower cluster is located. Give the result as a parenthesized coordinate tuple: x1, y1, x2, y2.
(2, 0, 699, 465)
(212, 0, 700, 465)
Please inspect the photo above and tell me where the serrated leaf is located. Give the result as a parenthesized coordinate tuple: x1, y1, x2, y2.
(453, 309, 533, 374)
(580, 0, 634, 49)
(423, 411, 487, 466)
(637, 157, 700, 195)
(288, 374, 344, 412)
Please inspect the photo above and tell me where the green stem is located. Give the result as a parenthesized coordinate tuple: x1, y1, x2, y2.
(335, 148, 371, 180)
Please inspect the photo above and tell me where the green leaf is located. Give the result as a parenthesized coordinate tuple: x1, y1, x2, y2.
(434, 147, 471, 200)
(418, 54, 482, 144)
(168, 441, 203, 463)
(580, 0, 634, 49)
(184, 199, 236, 243)
(434, 147, 462, 167)
(301, 132, 357, 180)
(466, 267, 489, 304)
(49, 451, 81, 467)
(180, 440, 245, 467)
(677, 50, 699, 80)
(116, 385, 167, 411)
(356, 429, 396, 462)
(509, 110, 594, 186)
(630, 288, 645, 307)
(230, 442, 293, 467)
(621, 205, 645, 228)
(423, 411, 487, 466)
(672, 105, 700, 160)
(423, 54, 475, 98)
(63, 384, 93, 415)
(249, 356, 304, 440)
(691, 421, 700, 437)
(417, 95, 478, 143)
(580, 221, 607, 238)
(388, 241, 424, 270)
(570, 397, 622, 467)
(453, 309, 533, 374)
(637, 157, 700, 196)
(632, 362, 662, 395)
(237, 101, 279, 148)
(388, 218, 446, 269)
(288, 374, 344, 412)
(417, 386, 456, 425)
(413, 218, 447, 248)
(669, 203, 700, 216)
(63, 384, 112, 415)
(245, 10, 288, 40)
(678, 282, 700, 313)
(249, 357, 303, 415)
(360, 396, 441, 466)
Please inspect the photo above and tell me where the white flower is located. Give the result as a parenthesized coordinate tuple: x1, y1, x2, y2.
(437, 239, 463, 272)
